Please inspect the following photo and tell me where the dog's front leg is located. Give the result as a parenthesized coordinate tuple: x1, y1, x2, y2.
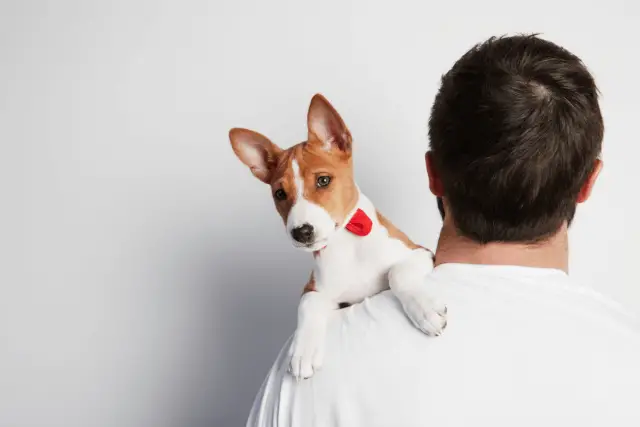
(289, 276, 335, 380)
(389, 248, 448, 336)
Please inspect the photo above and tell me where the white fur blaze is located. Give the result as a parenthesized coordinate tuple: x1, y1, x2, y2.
(291, 160, 304, 201)
(388, 248, 448, 336)
(286, 160, 336, 251)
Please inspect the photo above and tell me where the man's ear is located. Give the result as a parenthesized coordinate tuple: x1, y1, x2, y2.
(307, 94, 352, 153)
(577, 159, 603, 203)
(229, 128, 282, 183)
(425, 151, 444, 197)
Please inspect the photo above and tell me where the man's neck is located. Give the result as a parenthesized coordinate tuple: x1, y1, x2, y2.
(434, 220, 569, 273)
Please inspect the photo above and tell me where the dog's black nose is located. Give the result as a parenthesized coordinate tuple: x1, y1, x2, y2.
(291, 224, 314, 244)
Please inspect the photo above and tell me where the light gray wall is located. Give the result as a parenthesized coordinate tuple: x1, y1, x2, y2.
(2, 1, 639, 426)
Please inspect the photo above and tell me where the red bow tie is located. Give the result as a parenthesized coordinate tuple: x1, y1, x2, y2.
(345, 208, 373, 236)
(314, 208, 372, 257)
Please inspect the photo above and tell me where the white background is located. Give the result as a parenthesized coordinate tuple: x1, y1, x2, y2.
(2, 1, 639, 426)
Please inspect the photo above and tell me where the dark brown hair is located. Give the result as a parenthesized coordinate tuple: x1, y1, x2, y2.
(428, 34, 604, 243)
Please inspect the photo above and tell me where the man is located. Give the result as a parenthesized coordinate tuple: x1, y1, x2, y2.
(246, 34, 640, 427)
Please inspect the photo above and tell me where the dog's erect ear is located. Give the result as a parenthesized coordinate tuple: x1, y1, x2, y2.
(229, 128, 282, 183)
(307, 94, 352, 153)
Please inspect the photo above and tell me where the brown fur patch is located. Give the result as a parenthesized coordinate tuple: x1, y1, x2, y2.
(269, 148, 297, 223)
(268, 138, 358, 226)
(232, 94, 358, 228)
(302, 271, 316, 294)
(376, 211, 422, 250)
(295, 138, 357, 224)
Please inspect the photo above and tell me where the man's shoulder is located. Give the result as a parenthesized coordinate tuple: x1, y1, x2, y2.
(425, 263, 640, 335)
(332, 266, 640, 403)
(329, 264, 640, 361)
(248, 267, 640, 427)
(334, 264, 640, 338)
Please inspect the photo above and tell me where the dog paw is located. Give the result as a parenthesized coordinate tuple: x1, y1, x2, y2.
(288, 325, 325, 380)
(395, 289, 448, 337)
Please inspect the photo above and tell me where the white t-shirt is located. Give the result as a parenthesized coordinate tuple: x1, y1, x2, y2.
(246, 263, 640, 427)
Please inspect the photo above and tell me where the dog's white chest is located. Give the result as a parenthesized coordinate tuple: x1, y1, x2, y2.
(313, 224, 412, 304)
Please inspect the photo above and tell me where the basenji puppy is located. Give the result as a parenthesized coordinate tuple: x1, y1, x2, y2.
(229, 94, 447, 380)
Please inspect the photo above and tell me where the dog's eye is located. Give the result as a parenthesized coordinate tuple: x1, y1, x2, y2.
(274, 189, 287, 200)
(316, 176, 331, 188)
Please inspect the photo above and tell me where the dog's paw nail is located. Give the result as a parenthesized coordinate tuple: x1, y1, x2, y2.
(397, 291, 448, 337)
(288, 327, 325, 380)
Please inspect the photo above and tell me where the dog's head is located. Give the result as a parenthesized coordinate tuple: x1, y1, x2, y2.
(229, 94, 358, 252)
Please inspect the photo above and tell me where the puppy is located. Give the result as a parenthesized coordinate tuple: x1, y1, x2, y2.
(229, 94, 447, 379)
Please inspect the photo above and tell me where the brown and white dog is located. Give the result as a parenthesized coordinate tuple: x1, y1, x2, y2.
(229, 94, 447, 380)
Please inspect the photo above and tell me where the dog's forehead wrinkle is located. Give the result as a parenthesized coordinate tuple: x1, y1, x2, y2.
(269, 136, 350, 186)
(295, 145, 338, 173)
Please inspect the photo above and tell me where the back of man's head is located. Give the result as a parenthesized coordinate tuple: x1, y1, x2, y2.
(428, 34, 604, 244)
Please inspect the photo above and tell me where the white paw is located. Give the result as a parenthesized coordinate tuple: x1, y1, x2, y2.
(288, 325, 325, 380)
(396, 289, 448, 337)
